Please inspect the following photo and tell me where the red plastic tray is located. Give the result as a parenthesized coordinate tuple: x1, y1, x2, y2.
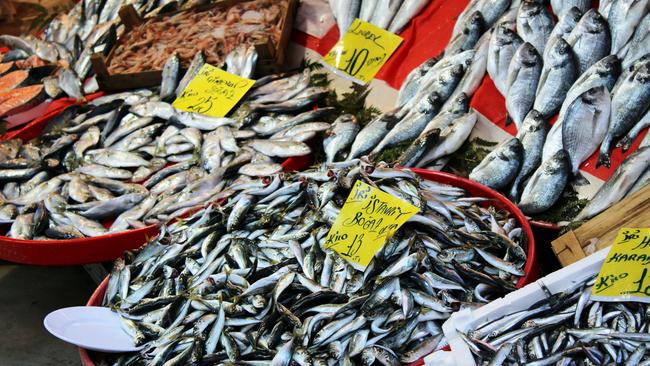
(0, 95, 312, 265)
(80, 168, 537, 365)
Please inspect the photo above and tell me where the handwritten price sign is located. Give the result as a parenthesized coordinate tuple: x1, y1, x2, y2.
(592, 228, 650, 303)
(324, 180, 418, 269)
(323, 19, 403, 84)
(173, 64, 255, 117)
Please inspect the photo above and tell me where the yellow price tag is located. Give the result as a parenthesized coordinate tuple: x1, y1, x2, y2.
(324, 180, 419, 269)
(592, 228, 650, 302)
(173, 64, 255, 117)
(323, 19, 403, 84)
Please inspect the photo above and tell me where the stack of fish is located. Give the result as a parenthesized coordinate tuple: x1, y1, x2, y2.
(99, 161, 528, 365)
(459, 275, 650, 365)
(349, 0, 650, 219)
(0, 57, 337, 239)
(328, 0, 429, 35)
(464, 0, 650, 217)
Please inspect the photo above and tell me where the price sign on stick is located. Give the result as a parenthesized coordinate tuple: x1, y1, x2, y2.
(323, 19, 403, 84)
(173, 64, 255, 117)
(592, 228, 650, 303)
(324, 180, 419, 269)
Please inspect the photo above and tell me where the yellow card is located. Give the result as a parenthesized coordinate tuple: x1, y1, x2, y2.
(324, 180, 419, 269)
(173, 64, 255, 117)
(323, 19, 403, 84)
(592, 228, 650, 302)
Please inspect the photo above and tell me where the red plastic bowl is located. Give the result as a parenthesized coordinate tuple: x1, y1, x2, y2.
(80, 168, 537, 365)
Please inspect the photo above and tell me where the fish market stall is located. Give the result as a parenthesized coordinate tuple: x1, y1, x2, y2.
(80, 162, 537, 366)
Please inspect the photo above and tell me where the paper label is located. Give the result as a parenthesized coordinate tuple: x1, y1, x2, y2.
(323, 19, 403, 84)
(173, 64, 255, 117)
(592, 228, 650, 303)
(324, 181, 419, 268)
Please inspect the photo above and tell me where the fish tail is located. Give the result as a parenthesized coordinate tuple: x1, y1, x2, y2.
(572, 171, 590, 186)
(596, 152, 611, 168)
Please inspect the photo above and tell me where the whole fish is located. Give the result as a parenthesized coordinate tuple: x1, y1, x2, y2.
(619, 108, 650, 151)
(446, 12, 484, 55)
(388, 0, 429, 34)
(487, 24, 523, 96)
(58, 67, 83, 100)
(608, 0, 650, 55)
(566, 9, 612, 75)
(347, 110, 400, 159)
(558, 55, 621, 121)
(323, 115, 360, 163)
(519, 149, 571, 214)
(372, 92, 443, 154)
(550, 0, 589, 17)
(543, 7, 582, 63)
(562, 86, 611, 183)
(415, 111, 478, 167)
(160, 52, 180, 101)
(621, 13, 650, 68)
(534, 37, 578, 118)
(509, 110, 548, 201)
(369, 0, 403, 29)
(516, 1, 554, 56)
(577, 146, 650, 220)
(469, 138, 523, 190)
(397, 55, 441, 108)
(175, 51, 205, 97)
(445, 29, 490, 107)
(335, 0, 361, 36)
(397, 128, 440, 167)
(598, 62, 650, 168)
(505, 42, 542, 130)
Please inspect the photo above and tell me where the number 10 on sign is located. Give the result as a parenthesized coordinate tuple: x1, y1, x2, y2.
(323, 19, 403, 84)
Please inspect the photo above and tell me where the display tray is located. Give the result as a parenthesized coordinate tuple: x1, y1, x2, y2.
(0, 96, 313, 265)
(80, 168, 537, 365)
(91, 0, 298, 92)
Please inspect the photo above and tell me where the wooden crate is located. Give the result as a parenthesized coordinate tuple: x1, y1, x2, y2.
(551, 183, 650, 267)
(91, 0, 298, 92)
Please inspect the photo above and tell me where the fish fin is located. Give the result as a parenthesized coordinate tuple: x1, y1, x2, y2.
(617, 136, 634, 152)
(596, 153, 611, 168)
(572, 171, 590, 186)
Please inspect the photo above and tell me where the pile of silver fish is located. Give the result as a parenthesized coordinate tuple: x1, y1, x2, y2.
(361, 0, 650, 218)
(0, 59, 336, 239)
(98, 161, 528, 365)
(328, 0, 429, 35)
(460, 275, 650, 365)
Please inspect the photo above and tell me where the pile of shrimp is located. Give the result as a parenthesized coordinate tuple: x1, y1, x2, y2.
(108, 0, 287, 73)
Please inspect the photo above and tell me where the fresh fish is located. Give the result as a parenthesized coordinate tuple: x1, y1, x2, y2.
(562, 86, 611, 182)
(577, 146, 650, 220)
(487, 24, 524, 96)
(516, 1, 554, 56)
(509, 110, 548, 201)
(550, 1, 589, 17)
(335, 0, 361, 36)
(505, 42, 542, 129)
(397, 55, 441, 107)
(249, 140, 311, 158)
(534, 37, 578, 118)
(566, 9, 612, 75)
(369, 0, 403, 29)
(619, 108, 650, 151)
(621, 14, 650, 68)
(470, 138, 523, 190)
(57, 67, 83, 100)
(397, 128, 440, 167)
(446, 12, 485, 55)
(323, 115, 359, 163)
(372, 92, 443, 154)
(415, 111, 478, 167)
(519, 149, 571, 214)
(388, 0, 429, 34)
(175, 51, 205, 97)
(559, 55, 621, 121)
(598, 62, 650, 168)
(348, 110, 400, 159)
(608, 0, 650, 55)
(160, 52, 180, 102)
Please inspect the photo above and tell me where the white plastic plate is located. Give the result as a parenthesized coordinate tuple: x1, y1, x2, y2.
(44, 306, 143, 353)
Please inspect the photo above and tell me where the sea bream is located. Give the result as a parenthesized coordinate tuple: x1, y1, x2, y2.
(487, 24, 524, 96)
(516, 1, 554, 56)
(534, 37, 578, 118)
(505, 42, 542, 130)
(565, 9, 612, 75)
(598, 61, 650, 168)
